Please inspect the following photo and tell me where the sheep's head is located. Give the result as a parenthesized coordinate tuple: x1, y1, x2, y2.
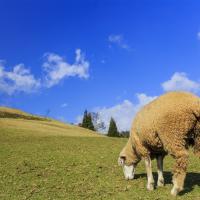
(118, 156, 135, 180)
(118, 142, 140, 180)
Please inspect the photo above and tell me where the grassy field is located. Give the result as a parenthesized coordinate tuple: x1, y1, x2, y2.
(0, 108, 200, 199)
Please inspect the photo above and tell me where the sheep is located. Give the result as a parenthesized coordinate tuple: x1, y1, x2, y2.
(118, 91, 200, 196)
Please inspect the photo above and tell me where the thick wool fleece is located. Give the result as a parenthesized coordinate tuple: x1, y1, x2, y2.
(122, 91, 200, 174)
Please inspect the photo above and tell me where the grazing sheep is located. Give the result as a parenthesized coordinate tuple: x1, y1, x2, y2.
(118, 91, 200, 196)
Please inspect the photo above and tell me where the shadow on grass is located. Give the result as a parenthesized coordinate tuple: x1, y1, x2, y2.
(179, 172, 200, 195)
(135, 171, 200, 195)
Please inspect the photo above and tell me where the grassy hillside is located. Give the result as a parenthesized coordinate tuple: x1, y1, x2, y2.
(0, 107, 46, 121)
(0, 107, 200, 199)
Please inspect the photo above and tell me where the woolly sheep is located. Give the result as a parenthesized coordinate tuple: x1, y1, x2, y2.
(118, 91, 200, 196)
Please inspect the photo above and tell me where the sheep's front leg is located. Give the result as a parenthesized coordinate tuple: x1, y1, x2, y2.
(145, 157, 154, 191)
(156, 155, 164, 187)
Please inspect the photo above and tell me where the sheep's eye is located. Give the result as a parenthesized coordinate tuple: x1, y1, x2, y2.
(118, 156, 126, 166)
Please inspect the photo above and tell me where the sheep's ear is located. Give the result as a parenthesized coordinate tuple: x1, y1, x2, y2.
(118, 156, 126, 166)
(118, 148, 127, 166)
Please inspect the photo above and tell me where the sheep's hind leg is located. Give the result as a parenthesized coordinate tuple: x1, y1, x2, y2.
(144, 157, 155, 191)
(156, 155, 164, 187)
(170, 150, 189, 196)
(159, 124, 190, 196)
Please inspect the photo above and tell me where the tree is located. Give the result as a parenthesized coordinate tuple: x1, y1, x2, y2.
(81, 110, 88, 128)
(119, 131, 130, 138)
(87, 113, 95, 131)
(90, 112, 106, 133)
(107, 117, 119, 137)
(81, 110, 95, 131)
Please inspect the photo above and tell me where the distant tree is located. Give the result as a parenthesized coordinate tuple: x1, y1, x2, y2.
(78, 123, 82, 127)
(87, 113, 95, 131)
(107, 117, 119, 137)
(119, 131, 130, 138)
(81, 110, 88, 128)
(81, 110, 95, 131)
(90, 112, 106, 132)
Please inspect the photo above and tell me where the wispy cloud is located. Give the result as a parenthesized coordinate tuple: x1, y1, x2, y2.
(108, 34, 130, 49)
(0, 62, 40, 95)
(101, 59, 106, 64)
(95, 93, 156, 132)
(61, 103, 68, 108)
(162, 72, 200, 93)
(197, 32, 200, 40)
(77, 93, 157, 133)
(43, 49, 89, 87)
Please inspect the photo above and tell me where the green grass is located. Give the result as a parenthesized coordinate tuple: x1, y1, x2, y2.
(0, 108, 200, 199)
(0, 106, 48, 121)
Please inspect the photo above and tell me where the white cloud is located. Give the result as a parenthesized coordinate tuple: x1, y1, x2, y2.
(162, 72, 200, 93)
(197, 32, 200, 40)
(101, 59, 106, 64)
(43, 49, 89, 87)
(0, 62, 40, 95)
(76, 93, 157, 133)
(0, 49, 90, 95)
(76, 115, 83, 125)
(76, 71, 200, 133)
(108, 34, 130, 49)
(61, 103, 68, 108)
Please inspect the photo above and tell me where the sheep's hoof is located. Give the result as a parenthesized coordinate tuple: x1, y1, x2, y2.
(170, 186, 182, 196)
(171, 188, 178, 196)
(157, 179, 164, 187)
(147, 183, 154, 191)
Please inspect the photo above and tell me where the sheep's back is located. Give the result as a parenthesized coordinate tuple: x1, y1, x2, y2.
(130, 91, 200, 152)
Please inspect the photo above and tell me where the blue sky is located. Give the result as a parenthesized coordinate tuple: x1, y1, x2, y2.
(1, 0, 200, 131)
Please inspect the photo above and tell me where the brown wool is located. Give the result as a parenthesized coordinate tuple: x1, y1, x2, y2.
(120, 91, 200, 194)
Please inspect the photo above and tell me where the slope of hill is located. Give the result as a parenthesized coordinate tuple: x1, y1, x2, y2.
(0, 106, 101, 137)
(0, 107, 200, 199)
(0, 106, 46, 121)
